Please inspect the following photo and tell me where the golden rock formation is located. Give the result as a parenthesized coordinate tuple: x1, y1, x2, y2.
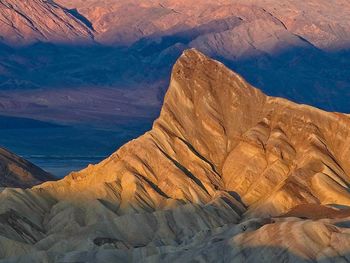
(1, 49, 350, 262)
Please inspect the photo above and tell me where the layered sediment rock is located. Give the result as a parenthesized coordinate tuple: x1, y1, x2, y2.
(0, 50, 350, 262)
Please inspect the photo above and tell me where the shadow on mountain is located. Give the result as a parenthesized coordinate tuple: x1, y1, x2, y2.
(66, 8, 95, 31)
(1, 33, 350, 115)
(221, 48, 350, 113)
(0, 115, 62, 129)
(132, 16, 244, 57)
(135, 36, 350, 113)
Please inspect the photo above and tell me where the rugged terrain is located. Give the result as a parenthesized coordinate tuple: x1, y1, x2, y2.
(0, 147, 54, 188)
(0, 0, 350, 128)
(55, 0, 350, 49)
(0, 0, 93, 45)
(0, 50, 350, 262)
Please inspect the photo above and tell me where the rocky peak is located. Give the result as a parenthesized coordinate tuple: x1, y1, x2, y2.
(35, 49, 350, 219)
(155, 49, 266, 170)
(0, 50, 349, 261)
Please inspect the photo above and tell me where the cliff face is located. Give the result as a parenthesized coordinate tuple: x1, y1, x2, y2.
(0, 50, 350, 262)
(0, 147, 54, 188)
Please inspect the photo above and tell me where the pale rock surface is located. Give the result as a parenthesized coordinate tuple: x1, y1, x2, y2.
(0, 0, 93, 45)
(238, 0, 350, 50)
(55, 0, 350, 50)
(0, 50, 350, 262)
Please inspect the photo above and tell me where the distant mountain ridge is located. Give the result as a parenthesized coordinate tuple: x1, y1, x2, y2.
(0, 0, 94, 46)
(0, 0, 349, 122)
(54, 0, 350, 49)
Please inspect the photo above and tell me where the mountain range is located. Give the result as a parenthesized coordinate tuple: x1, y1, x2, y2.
(0, 0, 350, 129)
(0, 50, 350, 262)
(1, 2, 350, 261)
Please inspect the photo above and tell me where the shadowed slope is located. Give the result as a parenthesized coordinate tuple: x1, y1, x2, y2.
(0, 147, 54, 188)
(0, 50, 349, 261)
(1, 0, 350, 123)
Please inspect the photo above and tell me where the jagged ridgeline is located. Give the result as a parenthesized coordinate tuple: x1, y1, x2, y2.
(0, 50, 350, 262)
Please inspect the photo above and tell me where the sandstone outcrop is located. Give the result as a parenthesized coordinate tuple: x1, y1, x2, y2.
(0, 49, 350, 262)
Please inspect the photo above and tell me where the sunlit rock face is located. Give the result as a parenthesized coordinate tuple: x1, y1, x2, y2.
(0, 147, 54, 188)
(0, 50, 350, 262)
